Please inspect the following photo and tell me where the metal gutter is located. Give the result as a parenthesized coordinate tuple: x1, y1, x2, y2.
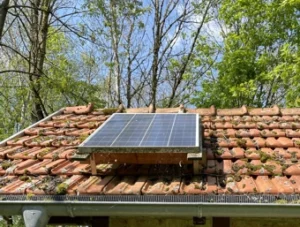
(1, 195, 300, 217)
(0, 108, 65, 147)
(1, 201, 300, 218)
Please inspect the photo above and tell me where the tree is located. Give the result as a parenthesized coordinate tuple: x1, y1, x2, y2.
(85, 0, 216, 109)
(0, 0, 9, 40)
(150, 0, 214, 110)
(192, 0, 300, 108)
(85, 0, 149, 108)
(0, 0, 105, 139)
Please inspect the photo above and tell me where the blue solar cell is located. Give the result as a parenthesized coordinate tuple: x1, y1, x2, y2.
(112, 114, 154, 146)
(81, 113, 198, 148)
(83, 114, 134, 146)
(169, 114, 197, 146)
(140, 114, 175, 146)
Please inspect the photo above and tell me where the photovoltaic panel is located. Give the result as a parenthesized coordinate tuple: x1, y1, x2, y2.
(140, 114, 175, 146)
(112, 114, 154, 146)
(169, 114, 197, 146)
(79, 113, 200, 153)
(84, 114, 134, 146)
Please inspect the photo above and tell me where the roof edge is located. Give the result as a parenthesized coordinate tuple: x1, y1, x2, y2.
(2, 200, 300, 218)
(0, 108, 65, 147)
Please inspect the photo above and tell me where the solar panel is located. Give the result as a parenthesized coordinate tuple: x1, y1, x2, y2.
(140, 114, 175, 146)
(79, 113, 200, 153)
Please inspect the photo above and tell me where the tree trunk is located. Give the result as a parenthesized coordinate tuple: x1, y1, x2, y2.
(110, 0, 122, 105)
(29, 0, 50, 122)
(0, 0, 9, 41)
(151, 0, 161, 112)
(126, 56, 132, 108)
(126, 18, 135, 108)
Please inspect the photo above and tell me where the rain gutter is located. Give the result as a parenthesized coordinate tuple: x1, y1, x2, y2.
(1, 200, 300, 218)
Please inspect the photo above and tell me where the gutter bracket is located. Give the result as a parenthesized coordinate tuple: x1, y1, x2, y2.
(197, 205, 202, 218)
(23, 206, 49, 227)
(67, 204, 75, 217)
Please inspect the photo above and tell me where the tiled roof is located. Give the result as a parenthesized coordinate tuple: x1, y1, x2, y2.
(1, 104, 300, 196)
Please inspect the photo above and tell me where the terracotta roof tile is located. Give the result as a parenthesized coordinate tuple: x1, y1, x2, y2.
(281, 108, 300, 115)
(26, 159, 66, 175)
(255, 176, 278, 194)
(216, 106, 248, 116)
(186, 106, 216, 115)
(0, 178, 31, 194)
(248, 106, 280, 116)
(235, 176, 257, 194)
(51, 160, 89, 175)
(3, 104, 300, 196)
(245, 148, 261, 159)
(289, 175, 300, 192)
(141, 176, 181, 195)
(271, 176, 295, 194)
(180, 176, 218, 194)
(104, 176, 147, 195)
(6, 136, 38, 146)
(77, 176, 114, 195)
(283, 163, 300, 175)
(60, 175, 87, 195)
(64, 103, 93, 114)
(224, 176, 240, 194)
(14, 159, 40, 175)
(7, 147, 43, 159)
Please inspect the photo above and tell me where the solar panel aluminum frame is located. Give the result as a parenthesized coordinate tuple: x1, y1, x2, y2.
(78, 113, 202, 154)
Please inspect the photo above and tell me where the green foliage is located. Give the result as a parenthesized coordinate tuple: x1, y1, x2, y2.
(192, 0, 300, 108)
(0, 27, 105, 140)
(0, 216, 24, 227)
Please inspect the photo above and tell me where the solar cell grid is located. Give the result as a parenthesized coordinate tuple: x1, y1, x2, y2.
(81, 113, 199, 150)
(112, 114, 154, 146)
(84, 114, 134, 146)
(140, 114, 175, 146)
(169, 114, 197, 146)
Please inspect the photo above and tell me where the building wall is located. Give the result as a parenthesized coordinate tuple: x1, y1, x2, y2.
(110, 217, 212, 227)
(110, 217, 300, 227)
(231, 217, 300, 227)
